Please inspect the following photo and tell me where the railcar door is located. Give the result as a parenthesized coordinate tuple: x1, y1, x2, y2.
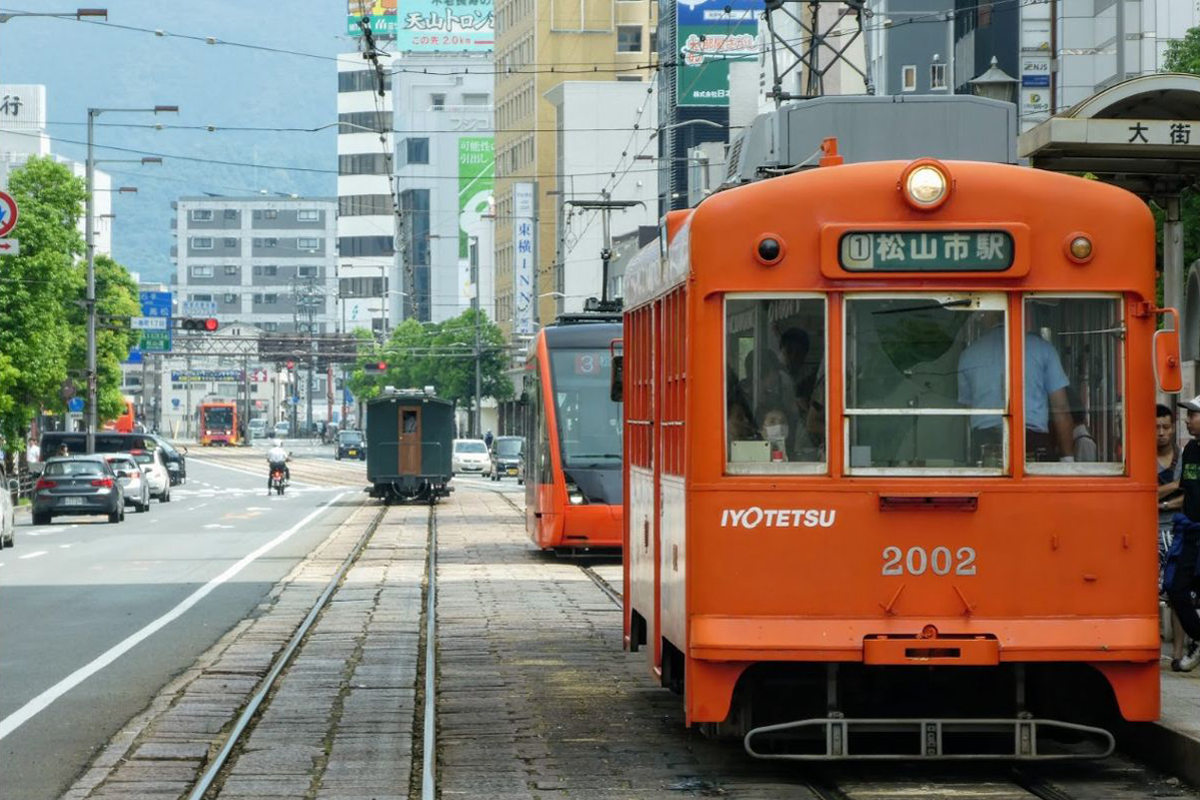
(399, 407, 421, 476)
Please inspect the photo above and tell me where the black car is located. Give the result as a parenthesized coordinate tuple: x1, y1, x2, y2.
(38, 432, 187, 485)
(32, 456, 125, 524)
(151, 434, 188, 485)
(335, 430, 366, 461)
(490, 436, 524, 481)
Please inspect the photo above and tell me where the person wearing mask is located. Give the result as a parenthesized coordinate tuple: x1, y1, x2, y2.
(1157, 404, 1187, 667)
(758, 407, 790, 462)
(1164, 395, 1200, 671)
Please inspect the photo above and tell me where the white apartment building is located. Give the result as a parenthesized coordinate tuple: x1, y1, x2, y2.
(337, 52, 398, 335)
(393, 54, 495, 324)
(0, 84, 114, 256)
(172, 197, 338, 334)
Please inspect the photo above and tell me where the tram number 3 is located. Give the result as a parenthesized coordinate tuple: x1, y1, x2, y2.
(881, 546, 976, 576)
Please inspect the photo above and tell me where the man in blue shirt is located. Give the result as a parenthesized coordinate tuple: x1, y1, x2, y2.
(957, 323, 1074, 462)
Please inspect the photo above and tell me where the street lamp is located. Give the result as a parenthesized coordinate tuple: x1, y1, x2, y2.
(0, 8, 106, 23)
(969, 56, 1020, 104)
(84, 104, 177, 454)
(647, 119, 724, 141)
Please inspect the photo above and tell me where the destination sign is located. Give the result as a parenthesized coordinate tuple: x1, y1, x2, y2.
(839, 231, 1014, 272)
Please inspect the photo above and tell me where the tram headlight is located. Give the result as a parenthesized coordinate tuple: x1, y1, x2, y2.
(900, 160, 951, 211)
(1065, 233, 1094, 263)
(567, 482, 586, 505)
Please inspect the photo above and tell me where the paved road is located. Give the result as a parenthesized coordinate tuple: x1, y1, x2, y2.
(0, 458, 359, 800)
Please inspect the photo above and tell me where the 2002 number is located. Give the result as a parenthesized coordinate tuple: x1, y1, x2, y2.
(881, 546, 976, 576)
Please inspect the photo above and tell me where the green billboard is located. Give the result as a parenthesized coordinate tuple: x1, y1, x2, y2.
(676, 0, 761, 107)
(458, 137, 494, 258)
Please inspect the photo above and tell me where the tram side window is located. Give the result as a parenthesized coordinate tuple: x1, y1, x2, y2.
(846, 293, 1008, 472)
(1023, 296, 1124, 472)
(725, 296, 825, 472)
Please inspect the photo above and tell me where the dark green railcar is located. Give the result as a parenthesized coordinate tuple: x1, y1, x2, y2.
(365, 390, 455, 503)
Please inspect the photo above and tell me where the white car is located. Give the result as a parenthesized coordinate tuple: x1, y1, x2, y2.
(105, 454, 151, 513)
(0, 465, 15, 549)
(128, 448, 171, 502)
(452, 439, 492, 476)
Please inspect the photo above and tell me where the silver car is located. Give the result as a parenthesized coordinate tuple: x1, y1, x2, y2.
(105, 454, 151, 513)
(0, 465, 15, 548)
(32, 456, 125, 525)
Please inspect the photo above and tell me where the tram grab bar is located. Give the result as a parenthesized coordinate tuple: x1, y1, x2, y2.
(880, 495, 978, 511)
(743, 717, 1115, 761)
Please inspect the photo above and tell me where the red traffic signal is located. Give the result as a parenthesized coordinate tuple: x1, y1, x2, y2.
(181, 317, 219, 333)
(364, 361, 389, 375)
(285, 361, 295, 371)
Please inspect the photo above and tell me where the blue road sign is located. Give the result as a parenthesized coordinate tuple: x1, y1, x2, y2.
(139, 291, 173, 353)
(124, 345, 143, 364)
(68, 397, 84, 413)
(172, 398, 180, 408)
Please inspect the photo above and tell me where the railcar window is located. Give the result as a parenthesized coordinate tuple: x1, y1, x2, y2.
(845, 293, 1008, 474)
(548, 350, 622, 469)
(725, 296, 826, 473)
(1022, 296, 1124, 475)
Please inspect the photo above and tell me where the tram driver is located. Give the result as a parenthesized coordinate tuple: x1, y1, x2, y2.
(957, 318, 1075, 463)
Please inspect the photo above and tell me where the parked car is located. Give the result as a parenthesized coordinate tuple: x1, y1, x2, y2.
(451, 439, 492, 476)
(273, 421, 291, 439)
(104, 454, 151, 513)
(336, 430, 366, 461)
(128, 449, 171, 502)
(490, 436, 523, 481)
(0, 464, 15, 548)
(32, 456, 125, 524)
(38, 432, 158, 463)
(248, 419, 268, 439)
(150, 435, 187, 486)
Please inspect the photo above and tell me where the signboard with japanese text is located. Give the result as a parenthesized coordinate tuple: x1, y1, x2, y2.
(513, 182, 535, 335)
(171, 369, 245, 383)
(458, 137, 494, 259)
(839, 231, 1014, 272)
(139, 291, 173, 353)
(181, 299, 217, 317)
(676, 0, 762, 107)
(395, 0, 493, 52)
(347, 0, 397, 37)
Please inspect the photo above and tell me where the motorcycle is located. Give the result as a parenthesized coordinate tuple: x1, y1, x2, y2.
(269, 464, 287, 495)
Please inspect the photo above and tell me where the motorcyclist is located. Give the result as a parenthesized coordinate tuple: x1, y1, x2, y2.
(266, 439, 290, 491)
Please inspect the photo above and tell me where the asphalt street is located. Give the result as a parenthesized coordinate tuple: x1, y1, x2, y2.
(0, 456, 361, 800)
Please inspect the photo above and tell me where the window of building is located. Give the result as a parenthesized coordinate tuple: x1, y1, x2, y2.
(338, 153, 389, 175)
(338, 236, 395, 257)
(617, 75, 643, 82)
(338, 111, 391, 132)
(338, 69, 391, 93)
(223, 293, 238, 304)
(263, 294, 278, 305)
(431, 93, 446, 110)
(297, 237, 321, 250)
(224, 265, 238, 275)
(190, 209, 213, 222)
(339, 277, 385, 297)
(649, 28, 657, 52)
(191, 265, 214, 278)
(265, 209, 278, 219)
(192, 237, 213, 250)
(617, 25, 642, 52)
(297, 265, 318, 277)
(902, 65, 917, 92)
(930, 63, 947, 90)
(224, 209, 237, 220)
(261, 321, 278, 332)
(264, 265, 278, 276)
(297, 209, 320, 222)
(254, 237, 279, 248)
(462, 93, 489, 106)
(403, 137, 430, 165)
(224, 237, 238, 248)
(338, 194, 392, 216)
(190, 293, 213, 302)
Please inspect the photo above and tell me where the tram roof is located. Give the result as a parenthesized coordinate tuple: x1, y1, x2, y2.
(542, 320, 623, 349)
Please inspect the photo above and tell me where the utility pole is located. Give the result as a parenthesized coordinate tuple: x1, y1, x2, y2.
(470, 235, 482, 438)
(566, 192, 644, 304)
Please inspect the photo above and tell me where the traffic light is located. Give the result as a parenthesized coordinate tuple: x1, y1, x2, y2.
(364, 361, 388, 375)
(180, 317, 219, 332)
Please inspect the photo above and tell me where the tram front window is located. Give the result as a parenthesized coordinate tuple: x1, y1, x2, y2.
(204, 407, 233, 431)
(549, 349, 622, 468)
(845, 293, 1008, 473)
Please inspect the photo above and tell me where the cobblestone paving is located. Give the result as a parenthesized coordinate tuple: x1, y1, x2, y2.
(61, 500, 375, 800)
(436, 489, 816, 799)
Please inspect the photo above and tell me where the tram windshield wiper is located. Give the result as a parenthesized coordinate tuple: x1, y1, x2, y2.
(871, 298, 975, 315)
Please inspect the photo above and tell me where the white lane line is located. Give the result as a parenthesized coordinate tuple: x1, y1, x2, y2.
(202, 524, 233, 530)
(59, 544, 75, 549)
(187, 503, 210, 512)
(18, 551, 47, 560)
(246, 506, 270, 511)
(0, 490, 348, 741)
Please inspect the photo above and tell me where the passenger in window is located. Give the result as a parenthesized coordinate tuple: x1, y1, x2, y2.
(1066, 387, 1097, 462)
(739, 350, 796, 425)
(780, 328, 817, 414)
(957, 320, 1074, 462)
(758, 406, 790, 462)
(727, 397, 756, 442)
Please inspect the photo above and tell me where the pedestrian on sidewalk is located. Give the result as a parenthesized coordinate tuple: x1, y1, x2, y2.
(1157, 404, 1188, 666)
(1164, 396, 1200, 671)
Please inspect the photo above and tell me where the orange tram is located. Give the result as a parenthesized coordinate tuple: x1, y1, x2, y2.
(198, 401, 238, 446)
(619, 151, 1182, 760)
(524, 312, 624, 551)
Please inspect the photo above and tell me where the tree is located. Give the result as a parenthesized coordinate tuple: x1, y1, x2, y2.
(347, 310, 515, 410)
(0, 157, 85, 459)
(1156, 32, 1200, 296)
(64, 254, 141, 422)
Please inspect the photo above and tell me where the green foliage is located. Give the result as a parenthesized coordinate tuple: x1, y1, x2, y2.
(1157, 31, 1200, 301)
(0, 156, 141, 452)
(1165, 28, 1200, 73)
(347, 310, 514, 409)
